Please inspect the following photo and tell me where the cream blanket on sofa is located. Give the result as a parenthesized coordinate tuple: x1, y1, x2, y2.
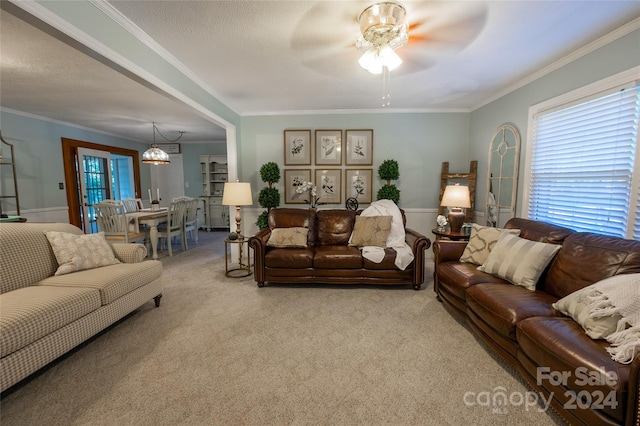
(584, 273, 640, 364)
(357, 200, 414, 271)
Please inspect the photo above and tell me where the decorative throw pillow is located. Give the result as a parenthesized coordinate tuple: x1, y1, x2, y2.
(349, 215, 393, 248)
(267, 227, 309, 248)
(459, 224, 521, 265)
(45, 231, 120, 276)
(553, 285, 623, 339)
(478, 233, 561, 291)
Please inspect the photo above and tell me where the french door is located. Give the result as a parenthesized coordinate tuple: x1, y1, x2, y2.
(78, 148, 113, 234)
(61, 138, 141, 233)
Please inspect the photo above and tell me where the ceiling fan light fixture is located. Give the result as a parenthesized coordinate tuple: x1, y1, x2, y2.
(356, 2, 408, 106)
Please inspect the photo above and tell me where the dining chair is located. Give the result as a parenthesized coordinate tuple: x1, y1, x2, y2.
(157, 200, 187, 256)
(94, 200, 147, 244)
(121, 198, 140, 213)
(182, 198, 200, 248)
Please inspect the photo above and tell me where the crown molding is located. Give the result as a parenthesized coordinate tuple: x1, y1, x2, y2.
(0, 107, 145, 143)
(89, 0, 239, 117)
(9, 0, 235, 130)
(471, 17, 640, 111)
(242, 107, 470, 117)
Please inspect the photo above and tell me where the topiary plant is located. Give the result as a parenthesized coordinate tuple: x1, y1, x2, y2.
(260, 162, 281, 187)
(256, 211, 269, 230)
(256, 162, 281, 229)
(378, 159, 399, 184)
(377, 184, 400, 205)
(376, 159, 401, 204)
(258, 186, 280, 209)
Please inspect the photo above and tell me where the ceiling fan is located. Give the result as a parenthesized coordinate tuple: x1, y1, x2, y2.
(291, 1, 488, 78)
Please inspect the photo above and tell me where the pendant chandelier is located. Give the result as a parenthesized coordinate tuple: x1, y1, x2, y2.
(356, 2, 408, 107)
(142, 122, 184, 165)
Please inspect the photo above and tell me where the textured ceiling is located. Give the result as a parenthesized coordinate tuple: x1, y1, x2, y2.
(1, 1, 639, 143)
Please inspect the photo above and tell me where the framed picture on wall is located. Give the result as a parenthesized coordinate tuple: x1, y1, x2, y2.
(345, 129, 373, 165)
(284, 169, 312, 204)
(315, 169, 342, 205)
(284, 130, 312, 165)
(155, 143, 181, 154)
(345, 169, 373, 204)
(315, 129, 342, 165)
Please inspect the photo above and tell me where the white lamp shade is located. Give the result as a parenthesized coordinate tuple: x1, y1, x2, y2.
(440, 184, 471, 208)
(222, 182, 253, 206)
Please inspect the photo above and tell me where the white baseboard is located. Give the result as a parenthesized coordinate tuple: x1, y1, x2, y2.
(12, 206, 69, 223)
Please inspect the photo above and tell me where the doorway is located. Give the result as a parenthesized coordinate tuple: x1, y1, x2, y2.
(62, 138, 141, 232)
(77, 148, 113, 234)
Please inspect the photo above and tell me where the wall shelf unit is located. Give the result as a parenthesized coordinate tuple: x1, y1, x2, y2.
(0, 131, 20, 219)
(199, 155, 230, 230)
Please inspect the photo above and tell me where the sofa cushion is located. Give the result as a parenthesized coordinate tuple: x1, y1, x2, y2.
(316, 209, 356, 245)
(553, 282, 623, 339)
(0, 223, 83, 294)
(267, 227, 309, 248)
(265, 247, 314, 268)
(45, 231, 120, 276)
(544, 232, 640, 298)
(478, 233, 561, 290)
(313, 245, 362, 269)
(516, 317, 629, 422)
(459, 224, 521, 266)
(269, 208, 316, 246)
(349, 215, 392, 248)
(504, 217, 574, 244)
(0, 286, 101, 357)
(437, 262, 509, 300)
(466, 283, 559, 341)
(38, 261, 162, 305)
(363, 248, 405, 270)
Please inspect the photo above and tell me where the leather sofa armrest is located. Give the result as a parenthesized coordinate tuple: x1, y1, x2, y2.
(405, 227, 431, 289)
(249, 228, 272, 285)
(433, 240, 468, 264)
(626, 355, 640, 426)
(110, 243, 147, 263)
(405, 227, 431, 253)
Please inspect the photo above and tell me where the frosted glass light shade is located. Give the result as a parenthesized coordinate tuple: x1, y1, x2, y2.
(142, 145, 170, 164)
(379, 45, 402, 71)
(222, 182, 253, 206)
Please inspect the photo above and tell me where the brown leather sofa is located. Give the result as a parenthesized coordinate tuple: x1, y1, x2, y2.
(249, 208, 431, 290)
(433, 218, 640, 426)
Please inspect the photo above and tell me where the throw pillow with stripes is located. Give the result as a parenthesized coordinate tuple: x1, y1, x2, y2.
(478, 232, 561, 290)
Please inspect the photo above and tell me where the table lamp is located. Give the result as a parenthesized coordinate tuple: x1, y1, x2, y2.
(222, 181, 253, 239)
(440, 183, 471, 233)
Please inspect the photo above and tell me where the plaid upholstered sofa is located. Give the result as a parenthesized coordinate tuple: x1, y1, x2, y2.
(0, 222, 163, 392)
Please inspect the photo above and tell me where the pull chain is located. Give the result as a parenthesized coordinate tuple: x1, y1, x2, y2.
(382, 66, 391, 107)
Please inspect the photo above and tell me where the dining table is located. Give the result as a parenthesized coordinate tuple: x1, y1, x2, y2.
(126, 208, 168, 259)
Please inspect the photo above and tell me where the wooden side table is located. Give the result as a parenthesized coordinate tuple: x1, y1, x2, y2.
(431, 227, 470, 241)
(224, 237, 252, 278)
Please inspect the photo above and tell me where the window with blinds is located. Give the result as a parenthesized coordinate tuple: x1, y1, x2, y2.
(526, 81, 639, 239)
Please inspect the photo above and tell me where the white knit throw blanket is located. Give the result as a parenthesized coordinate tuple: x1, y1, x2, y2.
(357, 200, 414, 271)
(581, 273, 640, 364)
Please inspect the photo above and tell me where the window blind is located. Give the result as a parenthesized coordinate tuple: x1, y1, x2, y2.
(528, 85, 640, 238)
(634, 183, 640, 240)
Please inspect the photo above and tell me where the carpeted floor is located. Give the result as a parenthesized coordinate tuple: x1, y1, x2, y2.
(0, 230, 565, 425)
